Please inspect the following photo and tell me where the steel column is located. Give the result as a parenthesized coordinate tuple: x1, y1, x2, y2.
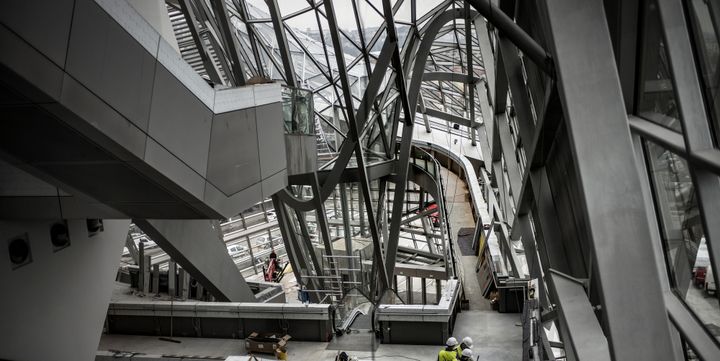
(538, 0, 674, 358)
(266, 0, 296, 86)
(340, 183, 355, 282)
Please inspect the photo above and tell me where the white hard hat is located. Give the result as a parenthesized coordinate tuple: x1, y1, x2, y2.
(462, 348, 473, 357)
(462, 336, 473, 348)
(446, 337, 458, 347)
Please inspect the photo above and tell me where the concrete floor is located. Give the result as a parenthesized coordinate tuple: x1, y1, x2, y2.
(440, 167, 475, 241)
(99, 335, 241, 358)
(440, 166, 513, 357)
(440, 166, 493, 311)
(452, 310, 522, 360)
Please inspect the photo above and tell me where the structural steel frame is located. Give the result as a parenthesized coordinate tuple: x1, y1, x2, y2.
(165, 0, 720, 359)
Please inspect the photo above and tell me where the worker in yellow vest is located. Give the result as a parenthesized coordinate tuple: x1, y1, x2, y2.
(438, 337, 459, 361)
(455, 336, 473, 355)
(459, 348, 473, 361)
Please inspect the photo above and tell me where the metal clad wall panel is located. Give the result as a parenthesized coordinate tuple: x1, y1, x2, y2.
(0, 0, 74, 67)
(203, 180, 263, 217)
(144, 138, 205, 200)
(147, 65, 212, 177)
(55, 74, 147, 159)
(255, 102, 287, 178)
(207, 109, 261, 195)
(0, 26, 64, 103)
(261, 169, 287, 199)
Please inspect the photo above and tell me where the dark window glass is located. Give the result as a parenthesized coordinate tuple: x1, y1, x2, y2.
(687, 0, 720, 146)
(644, 140, 720, 334)
(637, 1, 683, 132)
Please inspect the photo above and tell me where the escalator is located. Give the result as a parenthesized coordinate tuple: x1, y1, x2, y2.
(329, 301, 379, 352)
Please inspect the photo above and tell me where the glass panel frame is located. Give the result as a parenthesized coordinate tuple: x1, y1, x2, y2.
(643, 139, 720, 337)
(686, 0, 720, 147)
(636, 0, 684, 132)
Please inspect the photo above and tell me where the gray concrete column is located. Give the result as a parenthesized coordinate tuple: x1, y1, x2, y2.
(406, 276, 413, 304)
(436, 280, 442, 304)
(142, 255, 151, 295)
(196, 282, 204, 301)
(0, 220, 130, 361)
(179, 268, 189, 300)
(152, 264, 160, 296)
(168, 261, 177, 298)
(138, 241, 145, 291)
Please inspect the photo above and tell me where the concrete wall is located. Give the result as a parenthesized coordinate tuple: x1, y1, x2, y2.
(0, 219, 130, 361)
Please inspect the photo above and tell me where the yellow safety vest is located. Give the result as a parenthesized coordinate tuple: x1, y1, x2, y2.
(454, 345, 462, 357)
(438, 348, 457, 361)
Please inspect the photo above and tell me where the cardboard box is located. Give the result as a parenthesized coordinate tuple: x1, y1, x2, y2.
(245, 332, 291, 355)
